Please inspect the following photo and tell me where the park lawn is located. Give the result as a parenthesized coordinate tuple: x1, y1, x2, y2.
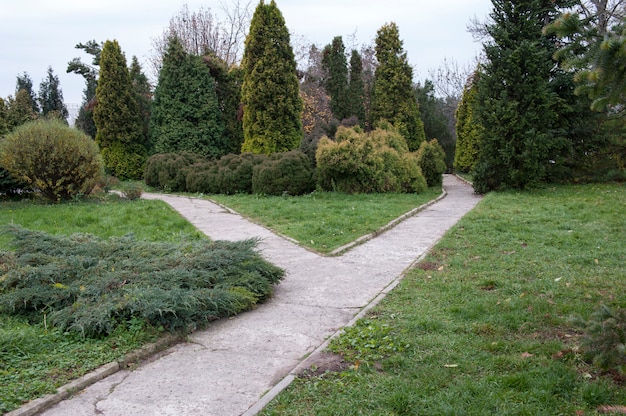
(0, 189, 441, 412)
(260, 182, 626, 415)
(209, 187, 442, 253)
(0, 196, 206, 413)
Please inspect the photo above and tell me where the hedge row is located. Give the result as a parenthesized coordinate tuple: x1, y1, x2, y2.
(145, 150, 316, 196)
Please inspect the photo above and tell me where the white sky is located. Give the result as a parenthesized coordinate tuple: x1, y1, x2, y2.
(0, 0, 492, 105)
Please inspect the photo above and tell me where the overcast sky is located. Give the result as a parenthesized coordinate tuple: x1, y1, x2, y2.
(0, 0, 492, 107)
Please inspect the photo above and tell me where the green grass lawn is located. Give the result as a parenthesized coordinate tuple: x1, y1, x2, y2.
(260, 183, 626, 415)
(0, 195, 206, 413)
(209, 188, 442, 253)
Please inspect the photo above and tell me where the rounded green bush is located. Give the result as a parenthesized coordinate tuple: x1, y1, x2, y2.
(417, 139, 447, 187)
(0, 119, 104, 201)
(186, 153, 268, 194)
(316, 126, 426, 194)
(252, 150, 316, 195)
(144, 152, 207, 192)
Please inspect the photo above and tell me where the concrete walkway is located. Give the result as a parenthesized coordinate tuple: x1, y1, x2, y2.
(38, 175, 481, 416)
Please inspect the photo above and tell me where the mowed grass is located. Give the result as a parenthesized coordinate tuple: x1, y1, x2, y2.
(0, 195, 205, 413)
(260, 183, 626, 415)
(209, 188, 442, 253)
(0, 195, 205, 249)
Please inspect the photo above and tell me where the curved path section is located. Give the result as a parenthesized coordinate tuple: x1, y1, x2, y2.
(40, 175, 481, 416)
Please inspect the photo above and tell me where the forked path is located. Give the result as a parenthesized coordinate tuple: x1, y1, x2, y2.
(40, 175, 481, 416)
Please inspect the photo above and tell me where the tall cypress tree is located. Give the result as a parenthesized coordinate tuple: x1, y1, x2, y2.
(241, 0, 302, 154)
(94, 39, 146, 179)
(67, 40, 101, 137)
(473, 0, 571, 193)
(322, 36, 349, 121)
(150, 36, 226, 158)
(347, 49, 366, 127)
(38, 67, 69, 121)
(371, 23, 425, 151)
(454, 72, 482, 173)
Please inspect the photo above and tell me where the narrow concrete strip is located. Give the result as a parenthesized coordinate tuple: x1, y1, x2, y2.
(30, 174, 481, 416)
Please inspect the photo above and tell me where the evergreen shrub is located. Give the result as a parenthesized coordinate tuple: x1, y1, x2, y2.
(0, 167, 30, 197)
(186, 153, 268, 194)
(144, 152, 208, 192)
(316, 126, 426, 194)
(0, 226, 284, 336)
(581, 305, 626, 375)
(417, 139, 447, 187)
(0, 120, 103, 201)
(252, 150, 316, 195)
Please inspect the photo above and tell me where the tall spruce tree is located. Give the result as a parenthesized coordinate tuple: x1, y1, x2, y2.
(415, 79, 454, 170)
(347, 49, 366, 127)
(473, 0, 571, 193)
(322, 36, 349, 121)
(38, 67, 69, 121)
(15, 73, 39, 115)
(240, 0, 303, 154)
(150, 36, 226, 158)
(94, 40, 147, 179)
(6, 89, 38, 130)
(371, 23, 425, 151)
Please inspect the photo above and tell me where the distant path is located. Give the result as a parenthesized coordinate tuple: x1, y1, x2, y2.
(39, 175, 482, 416)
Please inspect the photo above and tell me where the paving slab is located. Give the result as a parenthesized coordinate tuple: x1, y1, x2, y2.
(35, 174, 481, 416)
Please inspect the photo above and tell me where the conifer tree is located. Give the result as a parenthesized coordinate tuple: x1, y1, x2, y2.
(38, 67, 69, 121)
(129, 56, 152, 152)
(150, 36, 226, 158)
(241, 0, 303, 154)
(322, 36, 349, 121)
(6, 89, 38, 130)
(67, 40, 101, 136)
(15, 72, 39, 115)
(371, 23, 425, 151)
(473, 0, 570, 193)
(347, 49, 366, 127)
(454, 72, 482, 173)
(94, 40, 146, 179)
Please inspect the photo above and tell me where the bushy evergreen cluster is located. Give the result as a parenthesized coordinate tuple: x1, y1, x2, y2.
(417, 139, 447, 187)
(0, 226, 284, 337)
(316, 125, 427, 194)
(187, 153, 268, 194)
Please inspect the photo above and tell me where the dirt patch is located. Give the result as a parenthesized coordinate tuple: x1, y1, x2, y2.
(415, 262, 440, 271)
(296, 351, 351, 378)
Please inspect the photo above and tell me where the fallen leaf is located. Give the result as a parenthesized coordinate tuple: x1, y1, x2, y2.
(443, 364, 458, 368)
(521, 352, 534, 359)
(437, 265, 445, 271)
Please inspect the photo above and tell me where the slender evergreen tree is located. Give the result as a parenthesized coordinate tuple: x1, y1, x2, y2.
(454, 72, 482, 173)
(94, 40, 146, 179)
(6, 89, 38, 130)
(150, 36, 226, 158)
(322, 36, 349, 121)
(15, 72, 39, 115)
(241, 0, 303, 154)
(371, 23, 425, 151)
(473, 0, 571, 193)
(129, 56, 152, 153)
(347, 49, 366, 127)
(38, 67, 69, 121)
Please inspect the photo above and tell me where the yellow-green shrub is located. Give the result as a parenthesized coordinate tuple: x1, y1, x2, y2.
(0, 119, 104, 201)
(315, 126, 426, 193)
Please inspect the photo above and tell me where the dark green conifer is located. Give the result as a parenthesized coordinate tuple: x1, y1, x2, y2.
(241, 0, 303, 154)
(473, 0, 570, 193)
(38, 67, 69, 121)
(150, 36, 226, 158)
(322, 36, 349, 121)
(347, 50, 366, 127)
(15, 72, 39, 115)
